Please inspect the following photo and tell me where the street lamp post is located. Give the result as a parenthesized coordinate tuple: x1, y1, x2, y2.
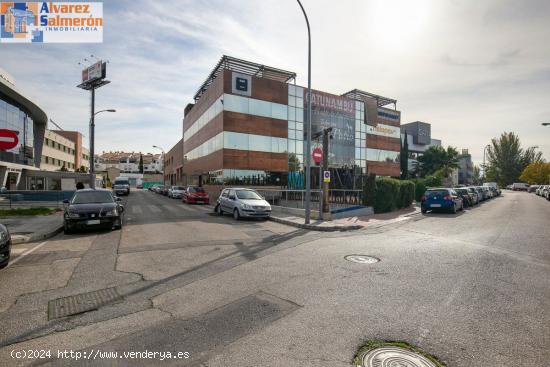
(482, 144, 491, 181)
(89, 109, 116, 189)
(542, 123, 550, 126)
(152, 145, 166, 187)
(297, 0, 312, 224)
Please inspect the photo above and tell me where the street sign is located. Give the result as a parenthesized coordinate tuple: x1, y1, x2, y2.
(312, 147, 323, 165)
(0, 129, 19, 150)
(323, 170, 331, 183)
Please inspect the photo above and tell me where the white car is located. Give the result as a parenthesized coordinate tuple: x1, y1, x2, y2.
(168, 186, 185, 199)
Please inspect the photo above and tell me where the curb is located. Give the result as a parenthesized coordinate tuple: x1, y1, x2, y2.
(269, 216, 363, 232)
(11, 224, 64, 245)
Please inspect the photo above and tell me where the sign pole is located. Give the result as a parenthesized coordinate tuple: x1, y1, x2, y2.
(318, 164, 322, 217)
(322, 131, 330, 217)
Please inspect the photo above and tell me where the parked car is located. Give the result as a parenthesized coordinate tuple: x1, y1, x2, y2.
(474, 186, 487, 201)
(160, 186, 169, 196)
(215, 188, 272, 219)
(113, 184, 129, 196)
(168, 186, 185, 199)
(536, 185, 549, 197)
(465, 187, 479, 205)
(136, 184, 143, 190)
(0, 224, 12, 269)
(63, 189, 124, 234)
(483, 182, 501, 196)
(528, 185, 540, 193)
(148, 185, 158, 192)
(183, 186, 210, 204)
(113, 177, 130, 195)
(455, 188, 474, 207)
(421, 188, 463, 214)
(512, 182, 529, 191)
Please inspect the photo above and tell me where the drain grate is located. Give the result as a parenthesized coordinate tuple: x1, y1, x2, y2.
(361, 346, 437, 367)
(48, 287, 122, 320)
(345, 255, 380, 264)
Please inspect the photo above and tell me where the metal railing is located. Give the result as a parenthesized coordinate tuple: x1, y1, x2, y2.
(0, 191, 75, 209)
(255, 189, 363, 210)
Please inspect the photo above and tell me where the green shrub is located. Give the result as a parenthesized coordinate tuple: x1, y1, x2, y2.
(373, 177, 400, 213)
(363, 173, 377, 206)
(414, 179, 426, 202)
(397, 180, 415, 208)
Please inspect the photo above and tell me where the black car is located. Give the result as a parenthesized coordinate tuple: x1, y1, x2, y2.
(63, 189, 124, 234)
(0, 224, 11, 269)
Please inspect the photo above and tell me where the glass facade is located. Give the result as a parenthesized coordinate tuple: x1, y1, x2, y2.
(0, 93, 35, 166)
(354, 100, 367, 173)
(206, 169, 284, 186)
(366, 148, 400, 163)
(183, 96, 223, 143)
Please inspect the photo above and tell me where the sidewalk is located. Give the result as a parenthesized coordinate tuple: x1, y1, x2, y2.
(1, 212, 64, 244)
(269, 204, 421, 232)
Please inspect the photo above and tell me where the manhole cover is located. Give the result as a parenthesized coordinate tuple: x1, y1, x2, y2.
(361, 346, 437, 367)
(48, 287, 122, 320)
(345, 255, 379, 264)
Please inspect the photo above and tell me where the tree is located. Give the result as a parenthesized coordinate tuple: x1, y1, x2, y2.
(138, 154, 144, 174)
(519, 162, 550, 184)
(485, 132, 543, 187)
(59, 164, 68, 172)
(400, 132, 409, 179)
(77, 166, 88, 173)
(416, 145, 459, 178)
(472, 165, 482, 185)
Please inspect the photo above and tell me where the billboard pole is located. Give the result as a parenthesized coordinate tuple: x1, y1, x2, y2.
(90, 88, 95, 189)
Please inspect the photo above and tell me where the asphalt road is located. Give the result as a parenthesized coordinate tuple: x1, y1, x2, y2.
(0, 189, 548, 366)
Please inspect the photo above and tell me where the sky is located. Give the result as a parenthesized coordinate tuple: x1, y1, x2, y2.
(1, 0, 549, 164)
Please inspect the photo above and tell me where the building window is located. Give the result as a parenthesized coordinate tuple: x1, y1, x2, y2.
(354, 100, 366, 172)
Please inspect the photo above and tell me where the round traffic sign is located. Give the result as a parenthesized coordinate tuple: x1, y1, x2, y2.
(0, 129, 19, 151)
(312, 147, 323, 164)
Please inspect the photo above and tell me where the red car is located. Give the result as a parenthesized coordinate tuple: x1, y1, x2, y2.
(182, 186, 209, 204)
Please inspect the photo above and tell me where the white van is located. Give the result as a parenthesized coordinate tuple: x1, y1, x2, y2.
(113, 177, 130, 195)
(511, 183, 529, 191)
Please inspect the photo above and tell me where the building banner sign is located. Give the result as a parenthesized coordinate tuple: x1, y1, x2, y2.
(366, 123, 401, 139)
(307, 90, 356, 168)
(0, 2, 103, 43)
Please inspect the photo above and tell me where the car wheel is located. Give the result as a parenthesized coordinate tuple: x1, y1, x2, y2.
(0, 261, 8, 269)
(114, 218, 122, 230)
(63, 222, 72, 234)
(215, 204, 223, 215)
(233, 208, 240, 220)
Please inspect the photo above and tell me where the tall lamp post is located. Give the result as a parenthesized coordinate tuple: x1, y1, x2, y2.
(152, 145, 166, 186)
(542, 123, 550, 126)
(297, 0, 312, 224)
(89, 109, 116, 189)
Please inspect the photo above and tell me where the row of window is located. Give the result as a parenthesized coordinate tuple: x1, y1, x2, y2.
(377, 109, 400, 121)
(224, 93, 288, 120)
(183, 96, 223, 142)
(0, 96, 35, 166)
(41, 155, 74, 169)
(44, 138, 74, 154)
(366, 148, 400, 163)
(185, 132, 289, 161)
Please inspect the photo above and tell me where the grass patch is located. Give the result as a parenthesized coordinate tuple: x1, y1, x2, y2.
(0, 207, 60, 217)
(353, 340, 446, 366)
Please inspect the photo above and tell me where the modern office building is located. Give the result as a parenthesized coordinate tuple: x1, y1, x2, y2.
(458, 149, 473, 185)
(401, 121, 442, 174)
(0, 67, 46, 189)
(53, 130, 89, 172)
(165, 138, 183, 185)
(181, 55, 401, 189)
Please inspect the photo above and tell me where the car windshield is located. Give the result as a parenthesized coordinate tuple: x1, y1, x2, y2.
(72, 191, 114, 204)
(189, 187, 205, 193)
(236, 190, 262, 200)
(426, 190, 448, 197)
(173, 186, 185, 190)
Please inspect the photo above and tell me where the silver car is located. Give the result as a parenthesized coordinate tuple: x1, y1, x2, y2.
(168, 186, 185, 199)
(216, 188, 272, 220)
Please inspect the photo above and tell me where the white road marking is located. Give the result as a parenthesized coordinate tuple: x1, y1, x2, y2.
(132, 206, 143, 214)
(7, 241, 48, 268)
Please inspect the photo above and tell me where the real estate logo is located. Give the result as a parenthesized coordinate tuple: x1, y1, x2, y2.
(0, 2, 103, 43)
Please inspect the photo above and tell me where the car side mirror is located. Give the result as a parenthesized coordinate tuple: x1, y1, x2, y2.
(62, 199, 69, 204)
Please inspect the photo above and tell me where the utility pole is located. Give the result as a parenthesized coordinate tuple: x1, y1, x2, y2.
(322, 129, 330, 216)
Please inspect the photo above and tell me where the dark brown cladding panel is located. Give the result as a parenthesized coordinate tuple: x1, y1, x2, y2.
(182, 149, 223, 176)
(376, 117, 401, 128)
(368, 161, 400, 177)
(184, 113, 223, 155)
(367, 135, 401, 151)
(183, 72, 224, 134)
(224, 111, 287, 138)
(223, 69, 288, 105)
(224, 149, 288, 172)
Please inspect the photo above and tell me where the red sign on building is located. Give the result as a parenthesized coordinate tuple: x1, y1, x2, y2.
(0, 129, 19, 150)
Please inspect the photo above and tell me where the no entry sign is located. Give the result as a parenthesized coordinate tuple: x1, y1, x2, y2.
(312, 147, 323, 165)
(0, 129, 19, 151)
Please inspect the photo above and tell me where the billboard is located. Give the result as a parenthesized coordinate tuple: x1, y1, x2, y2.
(305, 91, 356, 168)
(81, 61, 106, 84)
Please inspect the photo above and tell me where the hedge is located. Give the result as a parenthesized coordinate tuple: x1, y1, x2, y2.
(373, 178, 415, 213)
(363, 173, 377, 207)
(412, 175, 442, 201)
